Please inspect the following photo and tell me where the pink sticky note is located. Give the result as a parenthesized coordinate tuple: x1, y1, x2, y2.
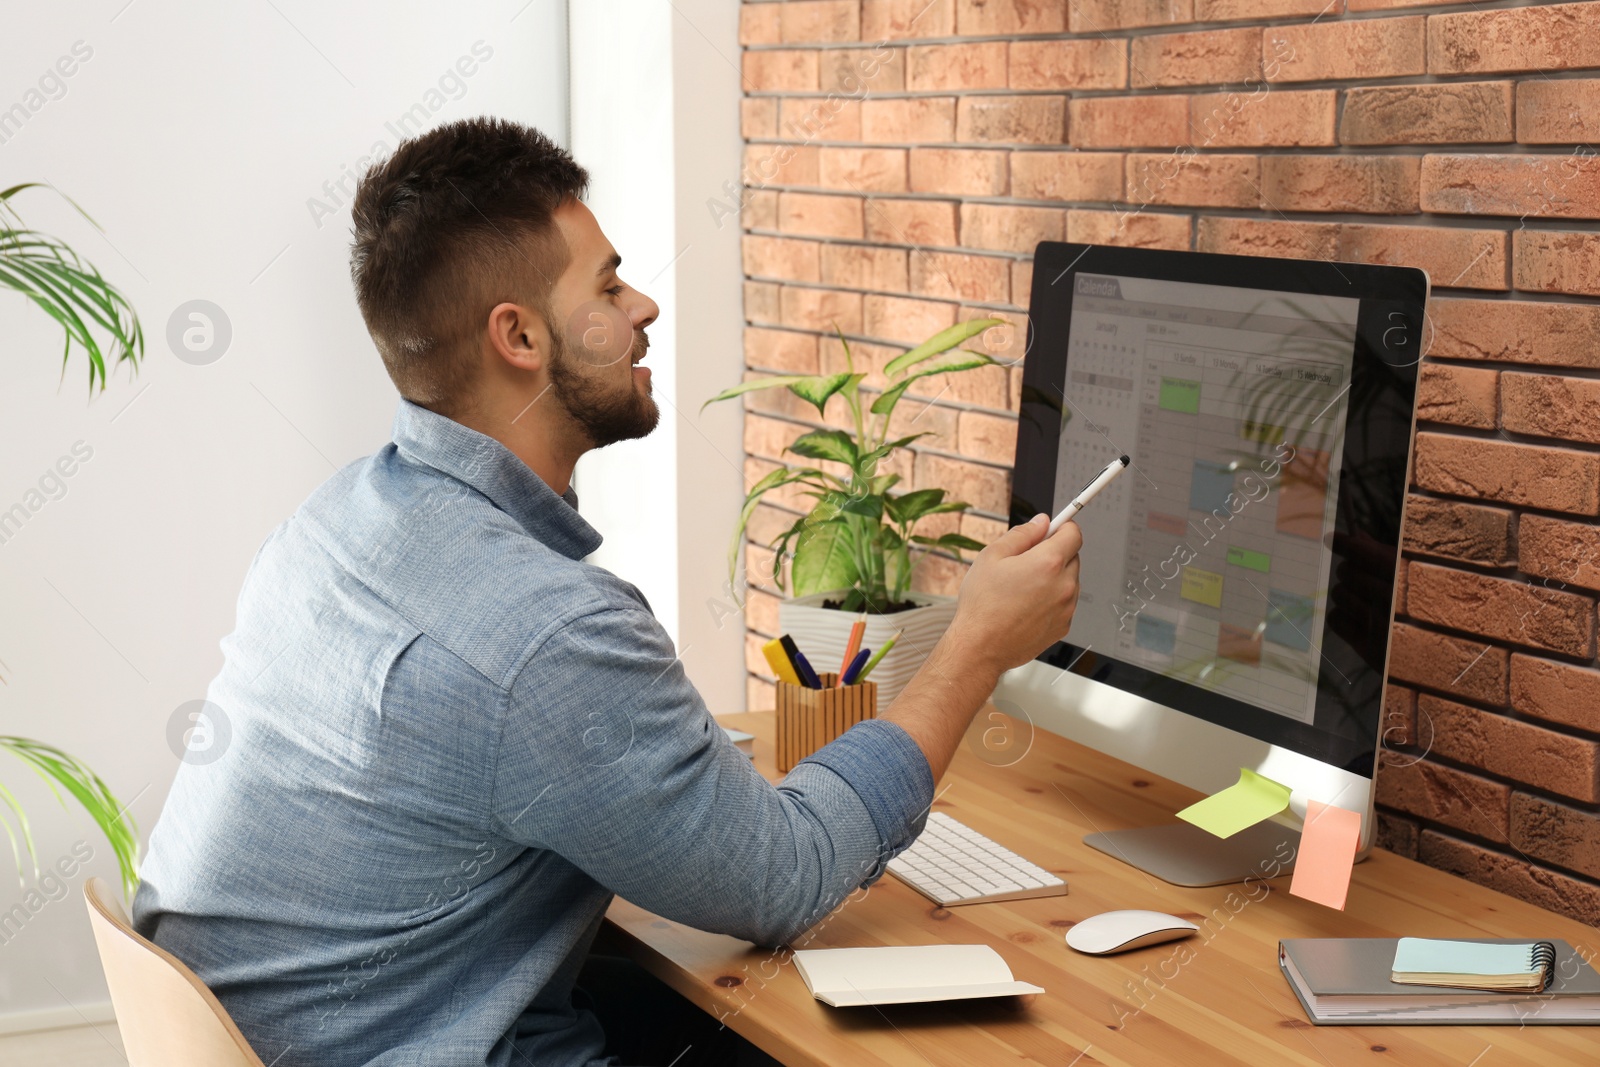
(1289, 801, 1362, 910)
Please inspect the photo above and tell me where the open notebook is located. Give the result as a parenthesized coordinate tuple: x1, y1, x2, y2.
(792, 945, 1043, 1007)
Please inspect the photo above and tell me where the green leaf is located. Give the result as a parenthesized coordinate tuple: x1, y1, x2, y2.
(868, 473, 901, 495)
(788, 372, 862, 418)
(860, 432, 931, 469)
(885, 488, 946, 525)
(727, 465, 828, 594)
(870, 350, 997, 420)
(792, 521, 860, 597)
(883, 318, 1005, 378)
(815, 489, 882, 522)
(786, 429, 860, 469)
(700, 374, 821, 412)
(912, 533, 987, 555)
(2, 737, 139, 899)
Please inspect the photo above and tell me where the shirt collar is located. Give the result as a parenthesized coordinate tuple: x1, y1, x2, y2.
(390, 399, 602, 561)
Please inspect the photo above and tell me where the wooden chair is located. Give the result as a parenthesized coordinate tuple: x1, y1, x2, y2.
(83, 877, 265, 1067)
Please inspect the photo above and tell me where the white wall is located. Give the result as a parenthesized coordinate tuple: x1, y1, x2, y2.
(0, 0, 568, 1027)
(570, 1, 746, 713)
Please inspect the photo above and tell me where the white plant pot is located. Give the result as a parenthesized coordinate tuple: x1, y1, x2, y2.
(777, 590, 959, 707)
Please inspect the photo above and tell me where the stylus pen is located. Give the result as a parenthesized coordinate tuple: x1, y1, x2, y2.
(1048, 455, 1129, 536)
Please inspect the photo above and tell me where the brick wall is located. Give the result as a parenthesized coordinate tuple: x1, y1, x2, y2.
(734, 0, 1600, 923)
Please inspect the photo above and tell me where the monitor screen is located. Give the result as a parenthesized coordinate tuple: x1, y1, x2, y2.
(1013, 244, 1426, 776)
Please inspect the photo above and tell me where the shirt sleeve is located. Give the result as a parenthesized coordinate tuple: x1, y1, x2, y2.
(490, 606, 934, 947)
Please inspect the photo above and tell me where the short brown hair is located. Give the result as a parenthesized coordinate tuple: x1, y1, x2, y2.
(349, 117, 589, 411)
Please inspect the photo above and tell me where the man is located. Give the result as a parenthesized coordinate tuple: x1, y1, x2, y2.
(134, 118, 1083, 1067)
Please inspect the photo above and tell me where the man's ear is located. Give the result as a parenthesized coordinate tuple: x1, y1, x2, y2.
(485, 301, 548, 373)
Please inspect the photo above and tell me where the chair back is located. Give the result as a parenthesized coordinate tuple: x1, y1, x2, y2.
(83, 877, 265, 1067)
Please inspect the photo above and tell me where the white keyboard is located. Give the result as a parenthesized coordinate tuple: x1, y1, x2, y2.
(887, 812, 1068, 907)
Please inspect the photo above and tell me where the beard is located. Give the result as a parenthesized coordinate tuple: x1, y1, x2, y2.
(546, 322, 660, 449)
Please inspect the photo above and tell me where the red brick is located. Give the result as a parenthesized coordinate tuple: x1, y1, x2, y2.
(956, 0, 1068, 33)
(744, 412, 812, 462)
(909, 148, 1008, 197)
(1011, 151, 1125, 201)
(1126, 152, 1258, 208)
(1418, 831, 1600, 927)
(1012, 260, 1033, 308)
(1069, 95, 1189, 149)
(906, 42, 1008, 91)
(1069, 208, 1191, 250)
(745, 143, 820, 187)
(865, 198, 958, 245)
(744, 327, 821, 374)
(1260, 155, 1419, 214)
(746, 586, 783, 638)
(1414, 432, 1600, 516)
(1195, 219, 1506, 289)
(1266, 18, 1425, 83)
(1190, 89, 1337, 148)
(1512, 654, 1600, 732)
(956, 305, 1028, 374)
(1401, 494, 1512, 567)
(1383, 683, 1417, 748)
(1511, 792, 1600, 881)
(957, 409, 1019, 465)
(861, 98, 957, 144)
(1519, 515, 1600, 595)
(960, 203, 1064, 254)
(777, 192, 865, 239)
(1423, 695, 1600, 802)
(818, 335, 906, 389)
(1196, 0, 1338, 18)
(1417, 363, 1497, 429)
(863, 0, 957, 39)
(780, 286, 864, 333)
(863, 294, 958, 345)
(1396, 560, 1408, 614)
(957, 96, 1067, 145)
(1376, 751, 1510, 844)
(742, 235, 821, 283)
(778, 97, 863, 142)
(1387, 621, 1509, 704)
(1009, 39, 1127, 90)
(1513, 230, 1600, 297)
(779, 0, 862, 42)
(820, 46, 907, 93)
(745, 280, 781, 323)
(909, 250, 1010, 303)
(743, 50, 820, 92)
(1346, 0, 1452, 9)
(743, 187, 779, 232)
(1408, 561, 1596, 658)
(740, 4, 782, 45)
(1428, 3, 1600, 76)
(1427, 299, 1600, 370)
(1422, 153, 1600, 221)
(1131, 28, 1262, 89)
(1517, 79, 1600, 145)
(1069, 0, 1192, 31)
(820, 245, 909, 291)
(1339, 82, 1513, 145)
(1501, 371, 1600, 446)
(915, 451, 1011, 514)
(818, 147, 907, 193)
(1375, 812, 1419, 858)
(743, 98, 778, 140)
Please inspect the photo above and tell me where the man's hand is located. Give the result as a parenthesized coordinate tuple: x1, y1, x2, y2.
(880, 514, 1083, 782)
(946, 513, 1083, 675)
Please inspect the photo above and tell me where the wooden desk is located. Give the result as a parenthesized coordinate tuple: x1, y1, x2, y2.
(602, 711, 1600, 1065)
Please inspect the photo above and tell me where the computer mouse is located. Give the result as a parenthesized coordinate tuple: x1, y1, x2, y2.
(1064, 910, 1199, 955)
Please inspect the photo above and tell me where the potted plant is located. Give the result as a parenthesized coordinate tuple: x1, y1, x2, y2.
(703, 318, 1006, 704)
(1, 182, 142, 896)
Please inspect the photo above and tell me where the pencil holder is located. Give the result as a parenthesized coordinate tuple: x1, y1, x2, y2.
(774, 673, 877, 772)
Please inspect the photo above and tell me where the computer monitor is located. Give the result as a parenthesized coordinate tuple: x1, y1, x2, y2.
(998, 242, 1427, 887)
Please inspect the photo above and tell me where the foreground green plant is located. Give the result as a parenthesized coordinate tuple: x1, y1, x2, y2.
(704, 318, 1005, 614)
(1, 181, 143, 897)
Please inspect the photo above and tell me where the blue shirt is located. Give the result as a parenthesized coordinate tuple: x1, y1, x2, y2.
(133, 400, 935, 1067)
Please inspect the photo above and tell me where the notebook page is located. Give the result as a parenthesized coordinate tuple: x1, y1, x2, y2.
(793, 945, 1014, 996)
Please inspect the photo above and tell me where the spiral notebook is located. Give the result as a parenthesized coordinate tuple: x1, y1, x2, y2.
(1279, 938, 1600, 1025)
(1392, 938, 1556, 993)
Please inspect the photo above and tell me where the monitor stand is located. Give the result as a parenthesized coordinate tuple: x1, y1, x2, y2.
(1084, 822, 1300, 888)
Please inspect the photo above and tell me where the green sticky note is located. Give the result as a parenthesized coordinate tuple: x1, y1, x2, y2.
(1176, 768, 1293, 839)
(1158, 377, 1201, 414)
(1226, 546, 1272, 573)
